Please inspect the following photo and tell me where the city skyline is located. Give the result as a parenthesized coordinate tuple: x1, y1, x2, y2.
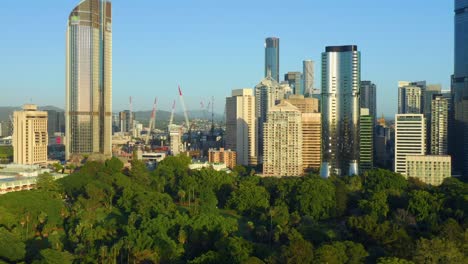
(0, 0, 454, 117)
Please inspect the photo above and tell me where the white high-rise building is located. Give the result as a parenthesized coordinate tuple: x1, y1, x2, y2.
(263, 101, 303, 177)
(13, 105, 48, 165)
(394, 114, 426, 174)
(303, 60, 315, 96)
(225, 89, 257, 166)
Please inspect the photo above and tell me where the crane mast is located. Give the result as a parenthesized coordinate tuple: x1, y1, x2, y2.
(145, 97, 158, 145)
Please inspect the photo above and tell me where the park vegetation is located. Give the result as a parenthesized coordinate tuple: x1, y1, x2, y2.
(0, 155, 466, 263)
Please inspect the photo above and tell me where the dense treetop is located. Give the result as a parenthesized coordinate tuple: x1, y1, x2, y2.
(0, 156, 466, 263)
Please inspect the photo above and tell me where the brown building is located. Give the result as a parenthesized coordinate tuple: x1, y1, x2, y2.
(208, 148, 237, 169)
(282, 95, 321, 171)
(13, 105, 48, 165)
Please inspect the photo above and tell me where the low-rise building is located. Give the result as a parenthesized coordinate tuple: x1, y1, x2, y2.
(208, 148, 236, 169)
(406, 155, 451, 186)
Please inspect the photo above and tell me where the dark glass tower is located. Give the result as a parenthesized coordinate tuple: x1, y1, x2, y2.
(452, 0, 468, 174)
(265, 37, 279, 82)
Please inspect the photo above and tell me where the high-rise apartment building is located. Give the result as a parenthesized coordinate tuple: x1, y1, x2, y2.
(208, 148, 237, 169)
(13, 105, 48, 165)
(359, 108, 374, 173)
(283, 95, 321, 171)
(321, 45, 361, 177)
(406, 155, 451, 186)
(265, 37, 280, 82)
(303, 60, 315, 96)
(119, 110, 134, 133)
(394, 114, 426, 175)
(66, 0, 112, 160)
(452, 0, 468, 174)
(430, 95, 449, 155)
(284, 72, 303, 95)
(263, 102, 303, 177)
(398, 83, 422, 114)
(226, 89, 257, 166)
(360, 81, 377, 124)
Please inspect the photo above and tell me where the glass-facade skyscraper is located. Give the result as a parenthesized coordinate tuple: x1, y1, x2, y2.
(452, 0, 468, 174)
(360, 81, 377, 123)
(321, 45, 361, 177)
(65, 0, 112, 159)
(265, 37, 279, 82)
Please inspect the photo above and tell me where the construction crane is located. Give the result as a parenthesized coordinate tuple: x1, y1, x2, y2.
(129, 96, 133, 133)
(178, 85, 190, 130)
(145, 97, 158, 145)
(169, 100, 176, 127)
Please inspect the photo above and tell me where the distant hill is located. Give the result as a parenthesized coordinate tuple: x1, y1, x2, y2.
(0, 106, 64, 121)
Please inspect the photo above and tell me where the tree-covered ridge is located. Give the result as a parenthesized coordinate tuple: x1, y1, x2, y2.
(0, 157, 466, 263)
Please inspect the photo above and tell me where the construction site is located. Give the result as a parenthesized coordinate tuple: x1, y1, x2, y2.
(111, 86, 225, 168)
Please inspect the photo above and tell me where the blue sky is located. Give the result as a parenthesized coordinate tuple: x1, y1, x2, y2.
(0, 0, 454, 118)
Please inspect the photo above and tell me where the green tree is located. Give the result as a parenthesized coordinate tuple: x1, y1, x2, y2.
(413, 238, 464, 264)
(0, 227, 26, 263)
(314, 241, 368, 264)
(377, 257, 414, 264)
(296, 176, 335, 220)
(216, 236, 253, 264)
(32, 249, 74, 264)
(227, 182, 270, 215)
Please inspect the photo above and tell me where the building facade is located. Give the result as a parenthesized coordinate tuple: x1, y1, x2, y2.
(263, 102, 303, 177)
(431, 95, 449, 155)
(265, 37, 280, 82)
(13, 105, 48, 165)
(119, 110, 134, 133)
(360, 81, 377, 124)
(406, 155, 451, 186)
(359, 108, 374, 173)
(321, 45, 361, 177)
(452, 0, 468, 175)
(66, 0, 112, 159)
(169, 124, 184, 155)
(283, 95, 319, 113)
(226, 89, 257, 166)
(284, 72, 303, 95)
(303, 60, 315, 96)
(398, 84, 422, 114)
(394, 114, 426, 175)
(208, 148, 237, 169)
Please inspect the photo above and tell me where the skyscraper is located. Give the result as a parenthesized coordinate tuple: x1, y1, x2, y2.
(226, 89, 257, 166)
(265, 37, 279, 82)
(13, 105, 48, 165)
(360, 81, 377, 124)
(452, 0, 468, 174)
(359, 108, 374, 173)
(431, 94, 449, 155)
(65, 0, 112, 160)
(119, 110, 134, 133)
(284, 72, 303, 95)
(398, 83, 422, 114)
(321, 45, 361, 177)
(303, 60, 315, 96)
(394, 114, 426, 175)
(263, 101, 303, 177)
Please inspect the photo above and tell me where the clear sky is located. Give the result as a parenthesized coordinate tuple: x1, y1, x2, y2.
(0, 0, 454, 118)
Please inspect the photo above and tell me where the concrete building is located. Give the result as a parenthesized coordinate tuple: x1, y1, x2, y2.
(321, 45, 361, 177)
(452, 0, 468, 175)
(394, 114, 426, 175)
(13, 105, 48, 165)
(208, 148, 237, 169)
(359, 108, 374, 173)
(284, 72, 303, 95)
(406, 155, 451, 186)
(265, 37, 280, 82)
(398, 83, 422, 114)
(303, 60, 315, 96)
(282, 95, 321, 171)
(66, 0, 113, 160)
(431, 95, 449, 155)
(360, 81, 377, 124)
(169, 124, 184, 155)
(263, 101, 303, 177)
(119, 110, 134, 133)
(283, 95, 319, 113)
(226, 89, 257, 166)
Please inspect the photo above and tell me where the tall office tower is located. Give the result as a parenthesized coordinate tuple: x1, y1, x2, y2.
(255, 74, 283, 162)
(13, 105, 48, 165)
(430, 94, 449, 155)
(65, 0, 112, 160)
(394, 114, 426, 175)
(452, 0, 468, 174)
(283, 95, 321, 171)
(119, 110, 134, 133)
(360, 81, 377, 124)
(285, 72, 303, 95)
(424, 84, 442, 151)
(321, 45, 361, 177)
(265, 37, 280, 82)
(263, 102, 303, 177)
(46, 110, 65, 144)
(226, 89, 257, 166)
(303, 60, 315, 96)
(398, 84, 422, 114)
(359, 108, 374, 173)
